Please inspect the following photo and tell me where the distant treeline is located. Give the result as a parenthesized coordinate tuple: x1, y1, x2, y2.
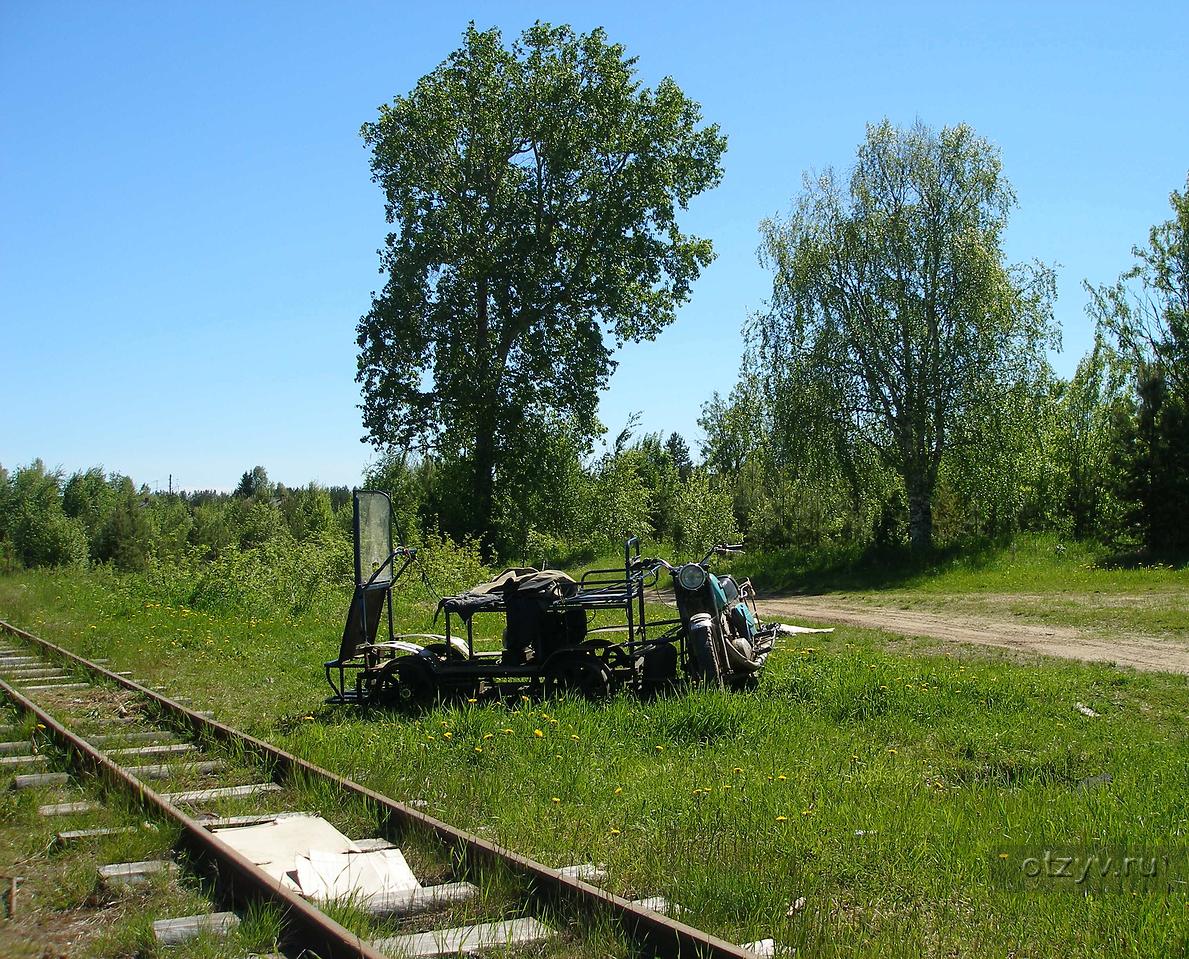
(0, 463, 350, 572)
(0, 430, 737, 577)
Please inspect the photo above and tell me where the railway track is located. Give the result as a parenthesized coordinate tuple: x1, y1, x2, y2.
(0, 618, 770, 959)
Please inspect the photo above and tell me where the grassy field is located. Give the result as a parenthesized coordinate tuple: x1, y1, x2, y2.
(0, 540, 1186, 958)
(737, 532, 1189, 593)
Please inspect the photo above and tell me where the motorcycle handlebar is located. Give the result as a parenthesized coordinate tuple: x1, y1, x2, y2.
(631, 544, 745, 580)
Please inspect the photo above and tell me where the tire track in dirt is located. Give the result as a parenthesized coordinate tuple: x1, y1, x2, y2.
(756, 594, 1189, 675)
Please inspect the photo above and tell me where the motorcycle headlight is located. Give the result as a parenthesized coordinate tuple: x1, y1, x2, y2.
(677, 563, 708, 591)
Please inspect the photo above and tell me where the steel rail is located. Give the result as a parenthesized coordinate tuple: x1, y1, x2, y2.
(0, 672, 387, 959)
(0, 618, 756, 959)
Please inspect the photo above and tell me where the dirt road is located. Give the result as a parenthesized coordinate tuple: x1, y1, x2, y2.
(756, 593, 1189, 675)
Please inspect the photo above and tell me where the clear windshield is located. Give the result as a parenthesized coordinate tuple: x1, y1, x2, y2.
(355, 490, 393, 586)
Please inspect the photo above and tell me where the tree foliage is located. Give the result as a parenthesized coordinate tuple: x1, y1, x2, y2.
(752, 120, 1058, 550)
(234, 465, 272, 500)
(357, 22, 726, 548)
(1087, 173, 1189, 395)
(1087, 173, 1189, 551)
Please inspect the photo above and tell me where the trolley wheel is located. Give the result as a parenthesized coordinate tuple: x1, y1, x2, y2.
(380, 658, 438, 708)
(544, 653, 612, 700)
(580, 638, 632, 670)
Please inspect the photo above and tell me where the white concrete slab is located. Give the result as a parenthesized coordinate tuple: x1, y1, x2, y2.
(210, 813, 357, 883)
(295, 847, 419, 901)
(352, 837, 396, 852)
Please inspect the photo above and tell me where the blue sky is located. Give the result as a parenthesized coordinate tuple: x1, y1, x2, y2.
(2, 1, 1186, 491)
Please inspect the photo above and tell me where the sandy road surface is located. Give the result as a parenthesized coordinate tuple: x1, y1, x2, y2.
(756, 593, 1189, 675)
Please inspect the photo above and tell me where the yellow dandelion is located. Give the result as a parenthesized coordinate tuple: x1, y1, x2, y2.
(443, 732, 452, 739)
(570, 734, 579, 741)
(467, 697, 478, 704)
(775, 815, 788, 822)
(887, 748, 897, 754)
(534, 729, 544, 737)
(998, 853, 1009, 860)
(474, 746, 483, 753)
(614, 787, 623, 795)
(801, 809, 814, 816)
(609, 827, 621, 836)
(483, 733, 494, 740)
(733, 767, 743, 774)
(655, 745, 664, 751)
(777, 775, 787, 781)
(503, 728, 514, 734)
(551, 797, 560, 804)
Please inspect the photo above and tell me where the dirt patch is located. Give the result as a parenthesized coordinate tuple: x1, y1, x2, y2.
(757, 594, 1189, 675)
(0, 906, 118, 959)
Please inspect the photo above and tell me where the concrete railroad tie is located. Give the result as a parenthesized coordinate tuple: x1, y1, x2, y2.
(370, 918, 556, 958)
(153, 912, 240, 946)
(99, 860, 179, 887)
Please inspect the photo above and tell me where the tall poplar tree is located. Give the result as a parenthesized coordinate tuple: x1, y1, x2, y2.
(357, 23, 726, 545)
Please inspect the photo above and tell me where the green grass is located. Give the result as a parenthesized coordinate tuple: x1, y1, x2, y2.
(736, 532, 1189, 594)
(1, 548, 1187, 958)
(0, 737, 287, 959)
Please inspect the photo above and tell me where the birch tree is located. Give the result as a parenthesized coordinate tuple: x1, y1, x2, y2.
(754, 120, 1057, 550)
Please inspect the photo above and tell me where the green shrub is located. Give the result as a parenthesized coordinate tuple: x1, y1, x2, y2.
(12, 509, 89, 568)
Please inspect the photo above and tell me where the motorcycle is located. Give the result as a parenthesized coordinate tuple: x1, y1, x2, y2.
(634, 545, 778, 690)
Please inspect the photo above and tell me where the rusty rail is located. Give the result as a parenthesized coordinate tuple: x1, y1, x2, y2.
(0, 618, 755, 959)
